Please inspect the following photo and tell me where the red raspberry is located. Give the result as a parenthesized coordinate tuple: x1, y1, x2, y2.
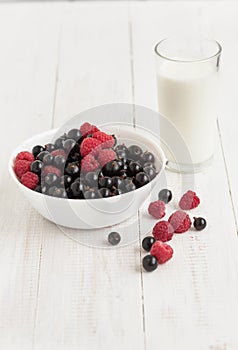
(80, 138, 101, 157)
(15, 151, 34, 163)
(148, 200, 166, 219)
(92, 131, 115, 148)
(152, 220, 174, 242)
(97, 149, 116, 166)
(80, 122, 99, 137)
(168, 210, 192, 233)
(150, 241, 173, 264)
(21, 171, 39, 189)
(42, 166, 61, 177)
(179, 190, 200, 210)
(14, 160, 31, 178)
(51, 149, 67, 158)
(81, 154, 100, 173)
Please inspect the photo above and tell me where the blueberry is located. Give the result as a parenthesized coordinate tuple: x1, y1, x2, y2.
(58, 175, 72, 188)
(84, 190, 99, 199)
(143, 255, 158, 272)
(128, 145, 143, 160)
(45, 143, 55, 152)
(193, 217, 207, 231)
(43, 153, 54, 165)
(67, 128, 82, 141)
(54, 137, 65, 149)
(70, 181, 85, 198)
(111, 176, 123, 189)
(128, 161, 142, 176)
(53, 187, 67, 198)
(142, 236, 156, 252)
(143, 166, 156, 180)
(65, 162, 80, 176)
(54, 155, 66, 168)
(142, 151, 155, 164)
(134, 172, 150, 188)
(102, 160, 121, 177)
(32, 145, 45, 158)
(85, 172, 98, 187)
(36, 151, 49, 162)
(108, 231, 121, 246)
(158, 189, 172, 204)
(99, 187, 111, 198)
(30, 160, 43, 175)
(34, 185, 42, 193)
(99, 176, 112, 189)
(44, 173, 58, 186)
(64, 138, 77, 153)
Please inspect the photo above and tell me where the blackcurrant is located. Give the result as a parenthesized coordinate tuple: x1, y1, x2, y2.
(193, 217, 207, 231)
(64, 138, 76, 153)
(44, 173, 58, 186)
(84, 190, 99, 199)
(54, 155, 66, 168)
(141, 151, 155, 164)
(128, 161, 142, 176)
(128, 145, 143, 160)
(70, 181, 85, 198)
(134, 172, 150, 188)
(158, 189, 172, 204)
(36, 151, 49, 162)
(34, 185, 42, 193)
(142, 255, 158, 272)
(108, 231, 121, 246)
(143, 162, 155, 169)
(43, 153, 54, 165)
(65, 162, 80, 176)
(116, 149, 127, 162)
(58, 175, 72, 188)
(85, 172, 98, 187)
(67, 128, 82, 141)
(53, 187, 67, 198)
(48, 185, 58, 196)
(111, 176, 123, 189)
(142, 236, 156, 252)
(45, 143, 55, 152)
(112, 188, 123, 196)
(30, 160, 43, 175)
(99, 176, 112, 189)
(115, 144, 127, 152)
(102, 160, 121, 177)
(54, 137, 65, 149)
(125, 182, 136, 192)
(143, 166, 156, 180)
(99, 187, 111, 198)
(32, 145, 45, 158)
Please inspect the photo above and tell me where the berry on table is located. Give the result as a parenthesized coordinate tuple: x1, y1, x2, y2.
(81, 154, 100, 173)
(179, 190, 200, 210)
(97, 149, 116, 166)
(32, 145, 45, 158)
(21, 171, 39, 189)
(150, 241, 173, 264)
(16, 151, 35, 163)
(148, 200, 166, 219)
(142, 255, 158, 272)
(193, 217, 207, 231)
(30, 160, 43, 175)
(152, 221, 174, 242)
(108, 231, 121, 246)
(134, 172, 150, 188)
(168, 210, 192, 233)
(142, 236, 156, 252)
(158, 189, 172, 204)
(14, 160, 31, 178)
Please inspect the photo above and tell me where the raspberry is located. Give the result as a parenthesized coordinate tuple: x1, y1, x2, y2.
(80, 138, 101, 157)
(179, 190, 200, 210)
(92, 131, 115, 148)
(14, 160, 31, 178)
(51, 149, 67, 158)
(150, 241, 173, 264)
(97, 149, 116, 166)
(42, 165, 61, 177)
(152, 220, 174, 242)
(15, 151, 34, 163)
(168, 210, 192, 233)
(21, 171, 39, 189)
(148, 200, 166, 219)
(80, 122, 99, 137)
(81, 154, 100, 173)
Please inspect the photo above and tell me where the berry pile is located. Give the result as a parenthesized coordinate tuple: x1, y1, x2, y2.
(13, 122, 158, 199)
(142, 189, 207, 272)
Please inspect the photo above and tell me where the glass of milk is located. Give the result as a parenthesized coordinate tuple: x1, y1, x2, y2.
(155, 37, 222, 173)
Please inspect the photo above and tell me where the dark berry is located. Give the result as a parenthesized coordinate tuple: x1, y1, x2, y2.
(115, 144, 127, 152)
(34, 185, 42, 193)
(85, 172, 98, 186)
(68, 151, 81, 163)
(64, 138, 76, 153)
(193, 217, 207, 231)
(158, 189, 172, 204)
(48, 185, 58, 196)
(53, 187, 67, 198)
(54, 155, 66, 168)
(43, 153, 54, 165)
(58, 175, 72, 188)
(142, 255, 158, 272)
(45, 143, 55, 152)
(70, 181, 85, 198)
(36, 151, 49, 162)
(112, 135, 117, 146)
(125, 182, 136, 192)
(32, 145, 45, 158)
(41, 185, 48, 194)
(143, 166, 156, 180)
(119, 170, 127, 179)
(134, 172, 150, 188)
(116, 149, 127, 162)
(102, 160, 121, 177)
(142, 151, 155, 164)
(99, 187, 111, 198)
(44, 173, 58, 186)
(144, 162, 156, 169)
(112, 188, 123, 196)
(65, 162, 80, 176)
(142, 236, 156, 252)
(54, 137, 65, 149)
(128, 161, 142, 176)
(111, 176, 123, 189)
(128, 145, 143, 160)
(108, 231, 121, 246)
(99, 176, 112, 189)
(67, 128, 82, 141)
(30, 160, 43, 175)
(84, 190, 99, 199)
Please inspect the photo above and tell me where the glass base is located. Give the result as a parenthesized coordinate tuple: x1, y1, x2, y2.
(165, 155, 214, 174)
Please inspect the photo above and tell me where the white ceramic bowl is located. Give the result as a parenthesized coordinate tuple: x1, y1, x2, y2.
(8, 124, 166, 229)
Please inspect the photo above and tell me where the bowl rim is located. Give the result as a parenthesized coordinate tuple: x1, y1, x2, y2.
(8, 127, 167, 203)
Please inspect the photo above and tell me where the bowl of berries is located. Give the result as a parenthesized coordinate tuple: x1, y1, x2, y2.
(9, 121, 166, 229)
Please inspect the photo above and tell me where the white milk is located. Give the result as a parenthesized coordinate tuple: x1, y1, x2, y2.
(157, 61, 218, 165)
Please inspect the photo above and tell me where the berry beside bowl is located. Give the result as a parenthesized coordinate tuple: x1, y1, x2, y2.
(9, 122, 166, 229)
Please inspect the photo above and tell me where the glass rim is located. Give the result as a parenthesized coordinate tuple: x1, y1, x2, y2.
(154, 37, 222, 63)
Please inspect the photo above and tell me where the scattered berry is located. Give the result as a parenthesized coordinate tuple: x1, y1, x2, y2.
(97, 149, 116, 166)
(80, 122, 99, 136)
(108, 231, 121, 246)
(168, 210, 192, 233)
(16, 151, 35, 163)
(14, 160, 31, 178)
(21, 171, 39, 189)
(179, 190, 200, 210)
(142, 255, 158, 272)
(148, 200, 166, 219)
(150, 241, 173, 264)
(158, 189, 172, 204)
(142, 236, 156, 252)
(152, 221, 174, 242)
(42, 165, 61, 178)
(92, 131, 115, 148)
(81, 154, 100, 173)
(32, 145, 45, 158)
(193, 217, 207, 231)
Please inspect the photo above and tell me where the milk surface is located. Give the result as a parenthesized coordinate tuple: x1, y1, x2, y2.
(157, 61, 218, 164)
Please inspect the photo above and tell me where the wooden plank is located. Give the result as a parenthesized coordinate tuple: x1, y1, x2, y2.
(131, 2, 238, 349)
(0, 3, 62, 349)
(34, 3, 145, 350)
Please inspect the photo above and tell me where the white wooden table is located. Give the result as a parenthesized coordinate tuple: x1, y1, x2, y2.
(1, 1, 238, 349)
